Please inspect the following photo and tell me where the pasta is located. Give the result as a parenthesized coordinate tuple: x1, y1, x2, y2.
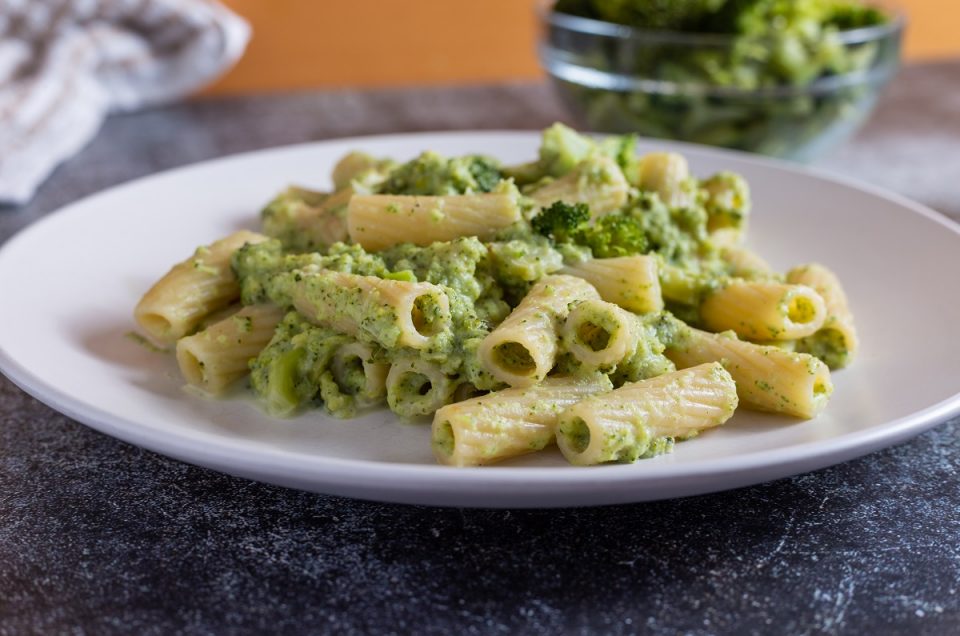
(700, 281, 827, 341)
(347, 192, 521, 251)
(134, 123, 859, 467)
(478, 275, 600, 387)
(635, 152, 691, 208)
(665, 322, 833, 419)
(561, 299, 640, 370)
(528, 156, 629, 216)
(720, 245, 774, 280)
(556, 363, 738, 465)
(432, 374, 612, 467)
(331, 342, 390, 406)
(176, 304, 284, 394)
(560, 255, 663, 314)
(787, 263, 859, 369)
(387, 354, 456, 418)
(135, 230, 269, 344)
(288, 268, 451, 350)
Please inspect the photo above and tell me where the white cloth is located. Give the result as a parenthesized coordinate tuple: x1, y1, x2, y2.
(0, 0, 250, 204)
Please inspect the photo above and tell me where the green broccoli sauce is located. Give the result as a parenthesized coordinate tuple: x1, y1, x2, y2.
(797, 326, 850, 370)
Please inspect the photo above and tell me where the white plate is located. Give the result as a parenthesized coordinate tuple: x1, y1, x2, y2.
(2, 132, 959, 508)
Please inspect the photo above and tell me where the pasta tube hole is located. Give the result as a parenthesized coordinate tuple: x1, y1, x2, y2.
(577, 322, 612, 352)
(399, 371, 433, 397)
(492, 342, 536, 375)
(177, 349, 206, 386)
(411, 294, 446, 338)
(332, 354, 366, 396)
(786, 295, 819, 324)
(813, 378, 830, 397)
(139, 314, 173, 341)
(560, 417, 591, 455)
(434, 420, 455, 457)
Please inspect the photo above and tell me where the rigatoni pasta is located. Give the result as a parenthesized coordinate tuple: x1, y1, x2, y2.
(478, 275, 600, 387)
(787, 263, 859, 369)
(560, 255, 663, 314)
(135, 230, 269, 344)
(556, 363, 738, 465)
(347, 192, 521, 250)
(561, 299, 640, 371)
(665, 323, 833, 419)
(288, 268, 451, 350)
(432, 374, 612, 467)
(700, 281, 827, 341)
(528, 156, 629, 216)
(176, 304, 284, 395)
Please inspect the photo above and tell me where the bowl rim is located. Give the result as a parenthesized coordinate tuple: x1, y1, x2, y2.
(543, 1, 906, 47)
(542, 53, 896, 98)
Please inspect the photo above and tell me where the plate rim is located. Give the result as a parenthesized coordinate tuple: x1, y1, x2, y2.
(2, 129, 960, 506)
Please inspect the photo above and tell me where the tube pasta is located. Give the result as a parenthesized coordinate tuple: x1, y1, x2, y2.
(331, 342, 390, 405)
(561, 299, 639, 370)
(720, 245, 775, 280)
(560, 255, 663, 314)
(176, 304, 284, 394)
(787, 263, 859, 369)
(700, 281, 827, 341)
(478, 275, 600, 387)
(636, 152, 691, 208)
(432, 374, 613, 467)
(347, 193, 521, 251)
(135, 230, 269, 344)
(702, 171, 751, 236)
(289, 269, 451, 350)
(556, 363, 738, 465)
(386, 355, 456, 418)
(332, 151, 394, 190)
(528, 156, 629, 216)
(666, 325, 833, 419)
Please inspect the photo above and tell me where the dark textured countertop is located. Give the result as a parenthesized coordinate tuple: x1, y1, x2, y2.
(2, 62, 960, 634)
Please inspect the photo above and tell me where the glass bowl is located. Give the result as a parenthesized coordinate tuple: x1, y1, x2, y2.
(540, 3, 905, 161)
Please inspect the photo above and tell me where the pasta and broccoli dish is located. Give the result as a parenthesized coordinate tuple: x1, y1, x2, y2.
(133, 124, 858, 467)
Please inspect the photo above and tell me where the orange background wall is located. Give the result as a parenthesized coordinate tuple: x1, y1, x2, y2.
(210, 0, 959, 94)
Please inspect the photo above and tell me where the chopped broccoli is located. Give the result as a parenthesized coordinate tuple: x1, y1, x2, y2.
(555, 0, 728, 30)
(555, 0, 886, 34)
(537, 123, 639, 180)
(376, 152, 502, 196)
(531, 201, 591, 242)
(538, 123, 597, 178)
(579, 214, 649, 258)
(531, 201, 648, 258)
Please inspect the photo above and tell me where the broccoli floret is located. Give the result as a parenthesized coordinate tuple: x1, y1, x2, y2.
(531, 201, 591, 242)
(376, 152, 502, 196)
(531, 201, 648, 258)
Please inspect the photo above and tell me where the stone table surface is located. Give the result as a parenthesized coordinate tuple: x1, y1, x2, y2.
(2, 61, 959, 635)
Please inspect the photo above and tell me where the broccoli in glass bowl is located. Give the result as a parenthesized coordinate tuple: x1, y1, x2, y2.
(541, 0, 904, 160)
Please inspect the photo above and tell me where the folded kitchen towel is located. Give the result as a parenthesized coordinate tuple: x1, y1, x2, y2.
(0, 0, 250, 205)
